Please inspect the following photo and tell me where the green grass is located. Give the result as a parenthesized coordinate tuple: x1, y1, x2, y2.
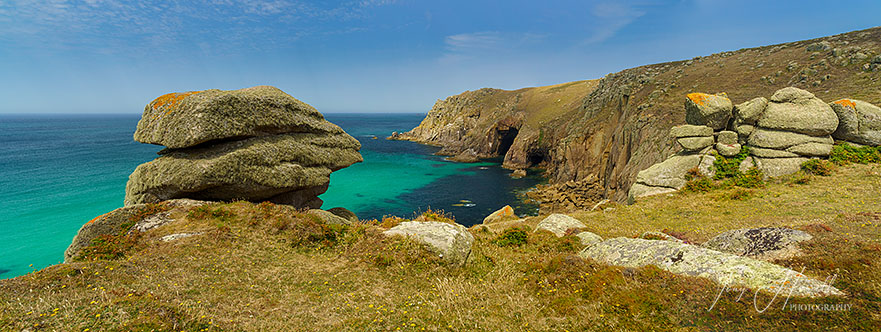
(830, 143, 881, 165)
(2, 164, 881, 331)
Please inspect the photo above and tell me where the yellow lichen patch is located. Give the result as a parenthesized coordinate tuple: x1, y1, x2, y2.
(686, 93, 710, 106)
(85, 212, 110, 225)
(150, 91, 203, 115)
(834, 99, 856, 109)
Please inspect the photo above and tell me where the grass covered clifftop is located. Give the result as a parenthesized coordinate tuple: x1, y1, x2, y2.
(2, 163, 879, 331)
(398, 26, 881, 203)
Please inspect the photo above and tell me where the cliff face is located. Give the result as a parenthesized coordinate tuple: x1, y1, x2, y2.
(398, 26, 881, 203)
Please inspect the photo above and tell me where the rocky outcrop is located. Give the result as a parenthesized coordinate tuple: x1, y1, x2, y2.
(525, 175, 604, 214)
(685, 93, 733, 130)
(629, 151, 715, 203)
(383, 221, 474, 265)
(703, 227, 813, 261)
(305, 209, 352, 226)
(830, 99, 881, 146)
(632, 86, 858, 200)
(580, 237, 842, 298)
(133, 86, 346, 149)
(124, 86, 362, 208)
(739, 87, 837, 177)
(535, 214, 586, 237)
(327, 207, 359, 223)
(65, 199, 207, 262)
(397, 27, 881, 204)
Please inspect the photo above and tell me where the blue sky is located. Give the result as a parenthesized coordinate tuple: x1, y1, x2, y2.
(1, 0, 879, 113)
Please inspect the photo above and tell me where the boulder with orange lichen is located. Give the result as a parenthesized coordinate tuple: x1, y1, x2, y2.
(830, 98, 881, 146)
(684, 92, 733, 130)
(134, 86, 345, 149)
(124, 85, 362, 208)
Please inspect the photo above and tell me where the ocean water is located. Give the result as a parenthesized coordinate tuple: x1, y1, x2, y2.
(0, 113, 542, 279)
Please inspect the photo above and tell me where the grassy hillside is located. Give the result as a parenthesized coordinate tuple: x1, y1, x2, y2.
(399, 26, 881, 203)
(2, 163, 879, 331)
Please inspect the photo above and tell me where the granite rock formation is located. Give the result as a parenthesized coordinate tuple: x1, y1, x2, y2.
(394, 27, 881, 205)
(124, 86, 362, 208)
(703, 227, 813, 261)
(580, 237, 842, 298)
(830, 98, 881, 146)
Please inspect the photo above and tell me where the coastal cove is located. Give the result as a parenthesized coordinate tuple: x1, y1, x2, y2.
(0, 113, 542, 279)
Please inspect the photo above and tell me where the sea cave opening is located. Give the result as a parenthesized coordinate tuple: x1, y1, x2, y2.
(527, 148, 548, 166)
(496, 128, 518, 156)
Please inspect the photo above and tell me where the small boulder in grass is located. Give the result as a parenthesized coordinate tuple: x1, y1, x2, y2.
(580, 237, 842, 298)
(483, 205, 517, 224)
(535, 214, 587, 237)
(576, 231, 603, 247)
(703, 227, 813, 261)
(383, 221, 474, 265)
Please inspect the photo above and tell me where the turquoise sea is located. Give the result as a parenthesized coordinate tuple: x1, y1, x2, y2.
(0, 113, 542, 279)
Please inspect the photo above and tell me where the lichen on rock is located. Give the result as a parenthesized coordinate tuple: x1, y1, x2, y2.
(580, 237, 842, 298)
(124, 86, 362, 208)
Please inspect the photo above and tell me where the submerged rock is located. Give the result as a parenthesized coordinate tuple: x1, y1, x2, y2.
(703, 227, 813, 261)
(580, 237, 842, 297)
(383, 221, 474, 265)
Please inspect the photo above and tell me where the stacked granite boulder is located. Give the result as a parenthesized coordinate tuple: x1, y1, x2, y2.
(628, 93, 733, 201)
(124, 86, 362, 208)
(830, 98, 881, 146)
(628, 86, 881, 202)
(628, 124, 717, 200)
(738, 87, 837, 177)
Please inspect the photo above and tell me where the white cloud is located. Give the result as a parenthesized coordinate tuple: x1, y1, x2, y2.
(441, 31, 545, 64)
(582, 1, 647, 44)
(0, 0, 398, 55)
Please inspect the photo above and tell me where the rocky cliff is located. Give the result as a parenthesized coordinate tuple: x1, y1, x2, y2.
(396, 26, 881, 203)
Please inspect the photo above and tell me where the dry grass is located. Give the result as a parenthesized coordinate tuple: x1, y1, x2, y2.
(1, 165, 880, 331)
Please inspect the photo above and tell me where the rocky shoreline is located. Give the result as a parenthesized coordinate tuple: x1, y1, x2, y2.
(392, 26, 881, 207)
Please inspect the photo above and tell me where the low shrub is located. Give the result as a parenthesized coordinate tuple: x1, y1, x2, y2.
(801, 159, 835, 176)
(412, 207, 456, 224)
(379, 216, 408, 229)
(712, 147, 750, 180)
(727, 167, 765, 188)
(829, 143, 881, 165)
(494, 227, 529, 247)
(682, 177, 714, 193)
